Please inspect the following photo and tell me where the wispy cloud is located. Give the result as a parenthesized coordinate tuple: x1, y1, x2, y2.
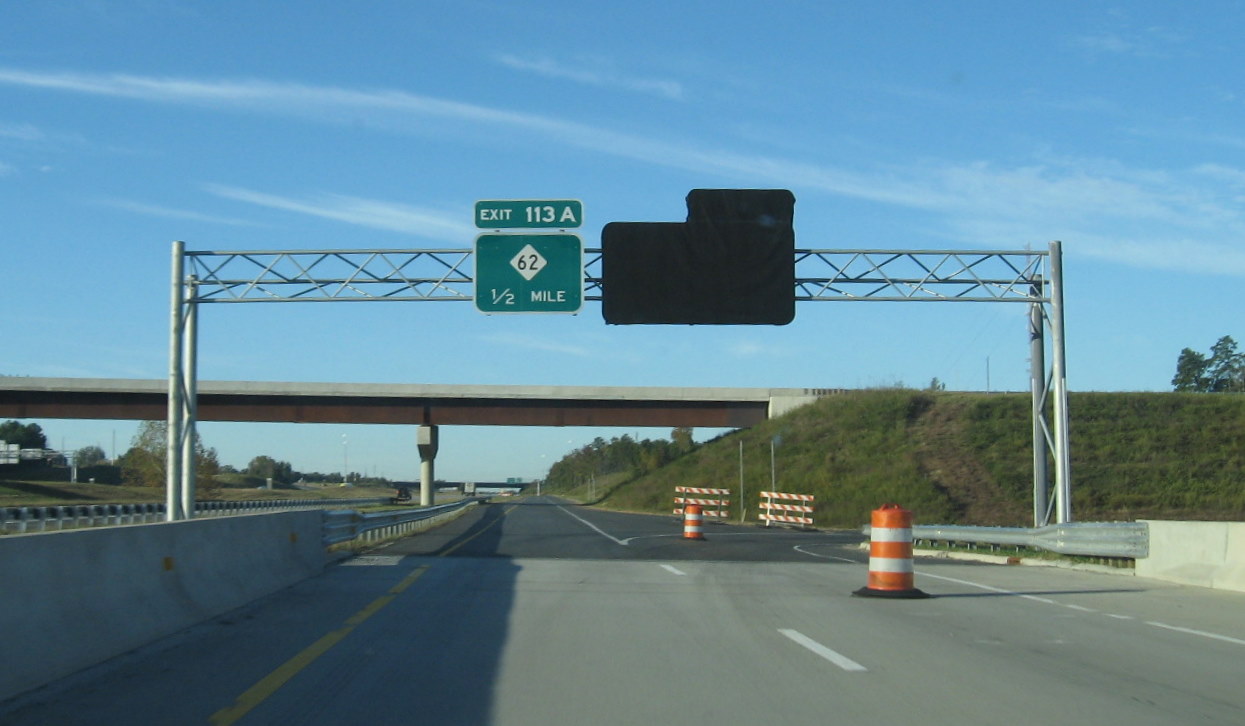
(0, 122, 45, 141)
(479, 332, 593, 358)
(924, 156, 1245, 275)
(1070, 33, 1138, 55)
(93, 197, 262, 226)
(202, 184, 475, 242)
(3, 67, 1243, 276)
(1068, 24, 1187, 59)
(726, 339, 800, 358)
(0, 120, 87, 150)
(496, 54, 684, 101)
(0, 67, 577, 133)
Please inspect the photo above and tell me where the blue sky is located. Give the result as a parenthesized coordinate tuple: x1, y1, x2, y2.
(3, 2, 1243, 482)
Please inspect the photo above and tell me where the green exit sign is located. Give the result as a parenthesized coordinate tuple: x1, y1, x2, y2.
(475, 199, 583, 229)
(474, 234, 583, 314)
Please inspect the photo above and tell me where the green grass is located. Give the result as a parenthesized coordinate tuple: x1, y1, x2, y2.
(552, 390, 1245, 527)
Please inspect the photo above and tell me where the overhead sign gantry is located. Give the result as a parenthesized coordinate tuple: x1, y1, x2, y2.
(166, 190, 1071, 528)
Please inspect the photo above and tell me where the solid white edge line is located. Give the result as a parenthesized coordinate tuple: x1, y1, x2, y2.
(792, 545, 858, 563)
(1146, 621, 1245, 646)
(922, 572, 1245, 647)
(779, 629, 868, 672)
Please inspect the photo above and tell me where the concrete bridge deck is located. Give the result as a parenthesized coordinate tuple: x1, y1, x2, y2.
(0, 377, 834, 428)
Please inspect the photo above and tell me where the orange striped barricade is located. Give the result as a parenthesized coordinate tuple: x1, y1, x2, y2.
(674, 486, 730, 519)
(759, 491, 814, 528)
(853, 503, 930, 599)
(682, 503, 705, 540)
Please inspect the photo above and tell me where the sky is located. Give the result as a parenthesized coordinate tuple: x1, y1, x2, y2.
(2, 1, 1244, 483)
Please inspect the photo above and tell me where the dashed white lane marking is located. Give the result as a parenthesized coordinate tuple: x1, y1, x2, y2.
(661, 564, 687, 576)
(779, 629, 868, 672)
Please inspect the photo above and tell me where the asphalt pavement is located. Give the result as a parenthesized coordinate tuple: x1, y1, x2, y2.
(4, 496, 1245, 725)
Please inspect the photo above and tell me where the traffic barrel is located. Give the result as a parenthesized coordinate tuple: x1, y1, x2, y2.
(683, 503, 705, 540)
(853, 503, 929, 599)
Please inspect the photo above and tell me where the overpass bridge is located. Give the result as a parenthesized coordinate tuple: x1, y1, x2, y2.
(0, 377, 829, 428)
(0, 377, 831, 509)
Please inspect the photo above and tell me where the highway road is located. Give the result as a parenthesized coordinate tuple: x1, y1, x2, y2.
(4, 496, 1245, 725)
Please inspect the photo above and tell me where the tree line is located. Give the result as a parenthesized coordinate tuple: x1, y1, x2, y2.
(1, 419, 386, 489)
(543, 428, 696, 491)
(1172, 335, 1244, 393)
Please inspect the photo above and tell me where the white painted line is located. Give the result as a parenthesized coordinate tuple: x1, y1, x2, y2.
(660, 564, 687, 576)
(615, 533, 682, 545)
(341, 555, 404, 567)
(1146, 621, 1245, 647)
(620, 531, 777, 545)
(779, 629, 868, 672)
(793, 545, 858, 563)
(920, 571, 1020, 594)
(921, 571, 1245, 647)
(921, 572, 1056, 603)
(555, 506, 627, 546)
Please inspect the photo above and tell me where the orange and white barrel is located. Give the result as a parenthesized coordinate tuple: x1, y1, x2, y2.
(853, 504, 929, 599)
(683, 503, 705, 540)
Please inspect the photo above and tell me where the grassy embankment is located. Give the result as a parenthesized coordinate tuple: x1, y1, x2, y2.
(551, 390, 1245, 528)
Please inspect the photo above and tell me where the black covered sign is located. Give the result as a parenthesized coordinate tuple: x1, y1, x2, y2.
(601, 189, 796, 325)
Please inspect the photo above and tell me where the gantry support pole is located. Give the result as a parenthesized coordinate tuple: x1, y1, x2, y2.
(1029, 283, 1049, 526)
(1049, 241, 1073, 523)
(166, 242, 185, 521)
(180, 277, 199, 519)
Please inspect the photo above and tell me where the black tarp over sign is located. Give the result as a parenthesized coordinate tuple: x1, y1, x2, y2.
(601, 189, 796, 325)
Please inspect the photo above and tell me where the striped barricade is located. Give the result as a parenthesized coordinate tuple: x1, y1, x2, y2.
(674, 486, 730, 518)
(759, 491, 814, 527)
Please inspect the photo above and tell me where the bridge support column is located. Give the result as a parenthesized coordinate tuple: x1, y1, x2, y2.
(417, 425, 438, 506)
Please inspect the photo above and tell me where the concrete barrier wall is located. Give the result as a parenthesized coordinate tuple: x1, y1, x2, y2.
(0, 511, 324, 702)
(1136, 520, 1245, 593)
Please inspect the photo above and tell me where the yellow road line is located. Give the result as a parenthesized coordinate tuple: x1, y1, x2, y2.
(209, 565, 429, 725)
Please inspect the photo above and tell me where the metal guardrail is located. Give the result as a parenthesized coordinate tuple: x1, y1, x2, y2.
(864, 522, 1150, 559)
(322, 498, 479, 546)
(1, 497, 390, 534)
(196, 498, 389, 517)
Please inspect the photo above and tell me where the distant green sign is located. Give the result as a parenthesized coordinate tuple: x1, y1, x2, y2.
(474, 234, 583, 314)
(475, 199, 583, 229)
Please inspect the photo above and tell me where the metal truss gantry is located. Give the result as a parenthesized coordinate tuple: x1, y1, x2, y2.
(167, 241, 1069, 526)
